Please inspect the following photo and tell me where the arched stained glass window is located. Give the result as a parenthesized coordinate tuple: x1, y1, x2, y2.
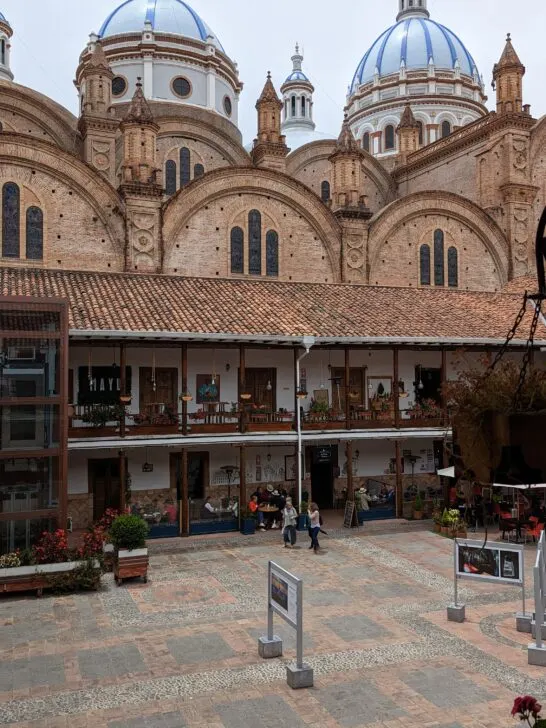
(230, 226, 244, 274)
(420, 244, 431, 286)
(362, 132, 370, 152)
(417, 121, 424, 146)
(26, 207, 43, 260)
(434, 229, 445, 286)
(180, 147, 191, 187)
(301, 97, 306, 116)
(384, 125, 395, 150)
(321, 180, 330, 203)
(194, 164, 204, 179)
(2, 182, 19, 258)
(248, 209, 262, 275)
(441, 120, 452, 138)
(291, 95, 296, 117)
(266, 230, 279, 277)
(448, 246, 458, 288)
(165, 160, 177, 196)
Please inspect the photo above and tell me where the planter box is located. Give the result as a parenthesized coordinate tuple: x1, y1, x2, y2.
(240, 518, 256, 536)
(114, 548, 149, 586)
(413, 511, 423, 520)
(297, 514, 309, 531)
(148, 523, 179, 539)
(190, 519, 238, 535)
(0, 559, 101, 597)
(357, 510, 366, 525)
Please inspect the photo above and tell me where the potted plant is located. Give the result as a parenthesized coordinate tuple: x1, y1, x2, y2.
(432, 506, 442, 533)
(441, 508, 450, 535)
(412, 493, 424, 520)
(297, 501, 309, 531)
(109, 514, 149, 586)
(240, 507, 256, 535)
(511, 696, 546, 726)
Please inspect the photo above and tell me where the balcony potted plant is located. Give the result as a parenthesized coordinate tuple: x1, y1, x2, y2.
(110, 515, 149, 586)
(308, 399, 329, 422)
(432, 505, 442, 533)
(240, 507, 256, 535)
(412, 493, 424, 520)
(297, 501, 309, 531)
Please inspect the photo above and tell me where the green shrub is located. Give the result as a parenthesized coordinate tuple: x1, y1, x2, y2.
(44, 560, 102, 594)
(413, 493, 424, 511)
(109, 515, 148, 551)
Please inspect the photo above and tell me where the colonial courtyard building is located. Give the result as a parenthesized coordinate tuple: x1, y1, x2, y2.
(0, 0, 545, 548)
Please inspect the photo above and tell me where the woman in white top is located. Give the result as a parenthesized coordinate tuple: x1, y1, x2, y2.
(308, 502, 321, 553)
(282, 497, 298, 548)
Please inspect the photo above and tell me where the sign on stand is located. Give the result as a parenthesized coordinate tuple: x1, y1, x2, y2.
(343, 500, 356, 529)
(258, 561, 313, 689)
(449, 539, 525, 625)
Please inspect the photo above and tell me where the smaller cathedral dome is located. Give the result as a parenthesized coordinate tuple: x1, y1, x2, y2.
(285, 70, 309, 83)
(99, 0, 223, 51)
(0, 11, 10, 25)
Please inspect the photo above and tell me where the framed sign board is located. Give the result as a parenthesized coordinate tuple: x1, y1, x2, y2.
(269, 561, 300, 628)
(343, 500, 355, 528)
(455, 539, 523, 586)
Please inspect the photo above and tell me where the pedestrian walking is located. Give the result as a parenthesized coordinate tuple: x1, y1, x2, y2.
(308, 502, 321, 553)
(282, 497, 298, 548)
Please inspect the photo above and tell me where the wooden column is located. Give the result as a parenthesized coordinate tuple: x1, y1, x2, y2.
(393, 348, 400, 428)
(239, 344, 246, 433)
(440, 348, 447, 424)
(345, 347, 351, 429)
(395, 441, 403, 518)
(119, 343, 126, 438)
(346, 440, 354, 501)
(239, 446, 246, 528)
(180, 449, 189, 536)
(181, 343, 188, 435)
(119, 450, 127, 513)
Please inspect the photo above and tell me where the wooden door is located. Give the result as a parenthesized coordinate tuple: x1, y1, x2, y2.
(245, 368, 276, 409)
(139, 368, 178, 411)
(89, 458, 121, 521)
(332, 368, 364, 412)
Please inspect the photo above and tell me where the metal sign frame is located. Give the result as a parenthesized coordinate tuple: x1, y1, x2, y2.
(268, 561, 304, 668)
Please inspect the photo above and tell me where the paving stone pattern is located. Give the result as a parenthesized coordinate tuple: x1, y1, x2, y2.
(0, 527, 543, 727)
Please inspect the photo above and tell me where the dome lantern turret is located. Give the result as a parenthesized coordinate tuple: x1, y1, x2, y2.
(281, 45, 315, 134)
(397, 0, 429, 22)
(0, 11, 13, 82)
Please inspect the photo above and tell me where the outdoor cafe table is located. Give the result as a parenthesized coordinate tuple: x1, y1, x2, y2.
(258, 504, 279, 528)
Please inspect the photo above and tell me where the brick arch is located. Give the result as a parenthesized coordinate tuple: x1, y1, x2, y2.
(0, 134, 125, 257)
(286, 140, 396, 205)
(368, 191, 510, 285)
(0, 81, 79, 153)
(162, 167, 342, 280)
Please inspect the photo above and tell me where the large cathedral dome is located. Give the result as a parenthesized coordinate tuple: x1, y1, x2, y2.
(99, 0, 223, 51)
(350, 15, 479, 93)
(345, 0, 487, 158)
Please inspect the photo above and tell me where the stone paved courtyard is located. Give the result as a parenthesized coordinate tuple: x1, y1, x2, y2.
(1, 526, 545, 727)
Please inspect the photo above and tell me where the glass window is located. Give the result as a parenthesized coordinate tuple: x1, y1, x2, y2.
(2, 182, 20, 258)
(384, 125, 395, 150)
(111, 76, 127, 97)
(1, 516, 56, 554)
(321, 180, 330, 203)
(0, 404, 60, 451)
(194, 164, 205, 179)
(180, 147, 191, 188)
(223, 96, 232, 116)
(301, 97, 306, 116)
(417, 121, 424, 146)
(172, 77, 191, 98)
(248, 210, 262, 275)
(26, 207, 43, 260)
(165, 160, 177, 196)
(434, 229, 445, 286)
(441, 120, 452, 138)
(362, 132, 370, 152)
(0, 457, 59, 513)
(0, 338, 61, 398)
(448, 246, 458, 287)
(266, 230, 279, 277)
(420, 244, 431, 285)
(230, 227, 244, 274)
(1, 40, 5, 66)
(291, 95, 296, 117)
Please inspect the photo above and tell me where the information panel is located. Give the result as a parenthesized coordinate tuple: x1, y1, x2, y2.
(455, 539, 523, 586)
(269, 561, 300, 628)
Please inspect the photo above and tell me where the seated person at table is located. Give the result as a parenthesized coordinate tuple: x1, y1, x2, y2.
(271, 490, 285, 510)
(248, 495, 265, 528)
(201, 497, 217, 519)
(164, 499, 177, 524)
(252, 486, 268, 504)
(532, 498, 546, 523)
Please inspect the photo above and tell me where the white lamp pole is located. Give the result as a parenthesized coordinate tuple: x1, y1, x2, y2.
(296, 336, 315, 506)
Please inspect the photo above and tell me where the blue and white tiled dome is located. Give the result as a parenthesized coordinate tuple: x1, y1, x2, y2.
(0, 11, 9, 24)
(99, 0, 224, 51)
(350, 17, 479, 93)
(285, 70, 309, 83)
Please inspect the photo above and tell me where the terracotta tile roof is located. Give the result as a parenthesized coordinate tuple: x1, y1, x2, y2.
(0, 267, 544, 344)
(501, 276, 538, 294)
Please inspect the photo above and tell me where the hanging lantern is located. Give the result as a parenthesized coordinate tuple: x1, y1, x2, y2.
(266, 380, 272, 391)
(180, 390, 193, 402)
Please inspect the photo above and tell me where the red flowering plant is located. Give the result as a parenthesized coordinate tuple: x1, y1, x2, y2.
(77, 526, 105, 560)
(32, 529, 71, 564)
(512, 696, 546, 726)
(95, 509, 120, 533)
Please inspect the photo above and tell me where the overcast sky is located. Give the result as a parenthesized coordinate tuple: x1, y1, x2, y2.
(2, 0, 544, 143)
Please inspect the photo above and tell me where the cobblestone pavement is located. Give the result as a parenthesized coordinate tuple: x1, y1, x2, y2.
(1, 527, 544, 727)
